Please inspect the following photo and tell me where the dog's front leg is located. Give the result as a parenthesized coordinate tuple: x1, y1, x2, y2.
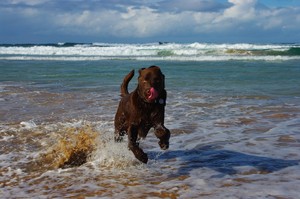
(154, 125, 170, 150)
(128, 125, 148, 163)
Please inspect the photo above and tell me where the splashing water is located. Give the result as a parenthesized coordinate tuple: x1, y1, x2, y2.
(1, 49, 300, 198)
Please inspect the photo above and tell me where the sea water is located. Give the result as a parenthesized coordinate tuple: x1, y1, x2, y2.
(1, 43, 300, 198)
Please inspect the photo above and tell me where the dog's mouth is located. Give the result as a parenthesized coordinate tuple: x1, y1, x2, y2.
(146, 87, 159, 102)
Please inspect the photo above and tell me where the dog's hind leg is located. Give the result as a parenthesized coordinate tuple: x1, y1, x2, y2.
(128, 125, 148, 163)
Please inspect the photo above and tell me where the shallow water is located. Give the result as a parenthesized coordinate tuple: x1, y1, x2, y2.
(1, 47, 300, 198)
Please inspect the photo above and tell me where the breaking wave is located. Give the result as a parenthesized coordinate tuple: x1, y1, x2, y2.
(1, 42, 300, 61)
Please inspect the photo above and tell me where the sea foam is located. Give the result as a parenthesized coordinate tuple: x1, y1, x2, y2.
(1, 42, 299, 61)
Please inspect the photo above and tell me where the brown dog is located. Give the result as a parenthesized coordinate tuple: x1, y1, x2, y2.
(114, 66, 170, 163)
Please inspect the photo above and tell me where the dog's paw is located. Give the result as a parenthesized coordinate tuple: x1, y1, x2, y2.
(114, 135, 123, 142)
(138, 152, 148, 164)
(159, 141, 169, 150)
(133, 148, 148, 164)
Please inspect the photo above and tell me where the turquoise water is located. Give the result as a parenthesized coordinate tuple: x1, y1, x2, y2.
(2, 59, 300, 95)
(1, 44, 300, 198)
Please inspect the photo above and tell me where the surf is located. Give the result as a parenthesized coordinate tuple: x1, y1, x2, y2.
(1, 42, 300, 61)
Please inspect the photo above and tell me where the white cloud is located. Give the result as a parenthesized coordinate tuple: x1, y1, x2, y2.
(46, 1, 300, 42)
(114, 6, 183, 37)
(192, 0, 258, 33)
(251, 5, 300, 33)
(192, 0, 300, 35)
(224, 0, 257, 20)
(155, 0, 231, 12)
(9, 0, 49, 6)
(1, 0, 300, 42)
(53, 5, 187, 38)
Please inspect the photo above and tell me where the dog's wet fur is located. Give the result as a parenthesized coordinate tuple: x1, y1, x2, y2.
(114, 66, 170, 163)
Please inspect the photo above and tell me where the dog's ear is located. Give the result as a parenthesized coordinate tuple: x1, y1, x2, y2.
(138, 68, 146, 76)
(162, 73, 165, 89)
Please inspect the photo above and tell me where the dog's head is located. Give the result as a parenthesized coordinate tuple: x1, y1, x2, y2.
(138, 66, 166, 103)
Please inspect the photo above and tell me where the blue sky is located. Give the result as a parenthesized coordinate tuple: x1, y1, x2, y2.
(0, 0, 300, 44)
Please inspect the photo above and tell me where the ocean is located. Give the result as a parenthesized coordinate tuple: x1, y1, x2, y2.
(1, 42, 300, 198)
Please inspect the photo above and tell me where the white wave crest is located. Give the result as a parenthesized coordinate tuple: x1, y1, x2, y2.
(0, 42, 299, 61)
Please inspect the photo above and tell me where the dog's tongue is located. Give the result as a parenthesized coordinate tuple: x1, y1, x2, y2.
(148, 87, 158, 101)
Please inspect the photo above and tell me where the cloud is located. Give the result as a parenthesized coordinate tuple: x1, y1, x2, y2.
(6, 0, 48, 6)
(196, 0, 258, 32)
(224, 0, 257, 20)
(152, 0, 231, 12)
(53, 6, 188, 38)
(0, 0, 300, 43)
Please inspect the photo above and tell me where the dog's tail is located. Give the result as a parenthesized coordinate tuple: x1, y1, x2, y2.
(120, 70, 134, 97)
